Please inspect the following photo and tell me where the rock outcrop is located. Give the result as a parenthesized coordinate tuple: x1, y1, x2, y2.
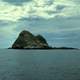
(12, 30, 50, 49)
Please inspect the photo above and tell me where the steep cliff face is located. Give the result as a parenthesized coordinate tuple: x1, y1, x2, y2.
(12, 30, 50, 49)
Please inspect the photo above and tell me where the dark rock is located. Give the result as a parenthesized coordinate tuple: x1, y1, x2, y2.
(12, 30, 50, 49)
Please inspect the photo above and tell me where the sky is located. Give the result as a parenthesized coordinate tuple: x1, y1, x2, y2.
(0, 0, 80, 48)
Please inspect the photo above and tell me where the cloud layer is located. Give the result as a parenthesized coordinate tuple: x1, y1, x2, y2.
(0, 0, 80, 21)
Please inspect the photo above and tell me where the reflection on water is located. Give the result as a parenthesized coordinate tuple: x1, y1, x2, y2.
(0, 49, 80, 80)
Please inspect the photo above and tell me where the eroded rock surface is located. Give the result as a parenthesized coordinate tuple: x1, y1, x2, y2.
(12, 30, 50, 49)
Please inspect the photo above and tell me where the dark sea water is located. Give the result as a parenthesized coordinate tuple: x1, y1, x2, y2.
(0, 49, 80, 80)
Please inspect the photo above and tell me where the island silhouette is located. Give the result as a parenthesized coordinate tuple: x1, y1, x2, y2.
(10, 30, 78, 50)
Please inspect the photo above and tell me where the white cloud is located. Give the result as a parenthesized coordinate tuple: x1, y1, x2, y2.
(0, 0, 80, 22)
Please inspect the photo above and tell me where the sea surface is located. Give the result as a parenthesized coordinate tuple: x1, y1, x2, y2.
(0, 49, 80, 80)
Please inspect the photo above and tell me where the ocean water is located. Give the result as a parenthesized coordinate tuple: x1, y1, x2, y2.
(0, 49, 80, 80)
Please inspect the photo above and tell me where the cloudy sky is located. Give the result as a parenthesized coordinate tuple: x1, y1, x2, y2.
(0, 0, 80, 48)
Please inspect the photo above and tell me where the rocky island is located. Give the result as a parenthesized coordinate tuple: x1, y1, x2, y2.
(11, 30, 78, 50)
(11, 30, 51, 49)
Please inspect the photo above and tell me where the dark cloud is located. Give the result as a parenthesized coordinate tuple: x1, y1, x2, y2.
(45, 0, 54, 5)
(0, 20, 14, 27)
(13, 16, 80, 40)
(17, 16, 80, 31)
(46, 5, 66, 15)
(56, 5, 66, 11)
(0, 20, 9, 27)
(72, 0, 80, 3)
(3, 0, 32, 5)
(67, 16, 80, 20)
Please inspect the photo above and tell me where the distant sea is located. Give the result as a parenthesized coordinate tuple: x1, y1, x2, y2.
(0, 49, 80, 80)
